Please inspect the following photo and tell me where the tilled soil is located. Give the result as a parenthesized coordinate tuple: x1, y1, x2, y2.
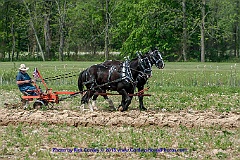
(0, 90, 239, 128)
(0, 107, 239, 128)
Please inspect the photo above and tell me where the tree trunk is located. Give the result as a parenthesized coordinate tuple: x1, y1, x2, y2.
(28, 25, 37, 54)
(59, 22, 64, 61)
(4, 2, 11, 61)
(182, 0, 187, 61)
(22, 0, 45, 61)
(55, 0, 67, 61)
(11, 18, 15, 62)
(200, 0, 206, 62)
(56, 0, 66, 61)
(104, 0, 110, 60)
(44, 0, 52, 60)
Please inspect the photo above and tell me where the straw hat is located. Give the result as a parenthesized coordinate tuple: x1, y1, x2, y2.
(19, 64, 29, 71)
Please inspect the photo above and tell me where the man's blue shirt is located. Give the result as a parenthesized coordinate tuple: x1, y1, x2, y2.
(16, 71, 35, 92)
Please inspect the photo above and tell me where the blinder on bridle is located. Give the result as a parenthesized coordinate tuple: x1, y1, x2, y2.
(149, 49, 165, 69)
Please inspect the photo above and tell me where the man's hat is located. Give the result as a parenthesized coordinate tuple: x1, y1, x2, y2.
(19, 64, 29, 71)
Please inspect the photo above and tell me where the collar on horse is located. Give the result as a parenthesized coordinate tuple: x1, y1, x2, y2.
(121, 60, 134, 83)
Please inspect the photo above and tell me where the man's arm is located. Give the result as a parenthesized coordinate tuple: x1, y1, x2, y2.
(16, 80, 32, 85)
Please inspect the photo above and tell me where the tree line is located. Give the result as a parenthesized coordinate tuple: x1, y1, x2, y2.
(0, 0, 239, 62)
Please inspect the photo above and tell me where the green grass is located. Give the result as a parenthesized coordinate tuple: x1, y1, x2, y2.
(0, 124, 239, 159)
(1, 61, 240, 88)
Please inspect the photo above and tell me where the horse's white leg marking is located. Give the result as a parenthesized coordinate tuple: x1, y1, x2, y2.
(88, 100, 94, 112)
(91, 100, 98, 110)
(80, 103, 86, 111)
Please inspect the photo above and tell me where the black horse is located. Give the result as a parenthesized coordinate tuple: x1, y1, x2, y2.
(134, 48, 165, 110)
(78, 53, 152, 111)
(92, 48, 165, 110)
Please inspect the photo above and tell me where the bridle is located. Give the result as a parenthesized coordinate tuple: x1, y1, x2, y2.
(149, 50, 164, 68)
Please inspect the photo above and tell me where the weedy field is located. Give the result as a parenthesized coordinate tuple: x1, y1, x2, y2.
(0, 61, 239, 159)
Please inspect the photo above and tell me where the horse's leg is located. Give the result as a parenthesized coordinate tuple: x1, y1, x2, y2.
(92, 90, 115, 111)
(118, 96, 125, 111)
(90, 99, 98, 110)
(138, 95, 147, 111)
(125, 89, 134, 111)
(138, 87, 147, 111)
(106, 97, 115, 111)
(87, 90, 95, 112)
(80, 92, 89, 111)
(101, 94, 115, 111)
(124, 96, 133, 111)
(118, 89, 131, 112)
(80, 90, 95, 112)
(92, 93, 99, 111)
(101, 90, 115, 111)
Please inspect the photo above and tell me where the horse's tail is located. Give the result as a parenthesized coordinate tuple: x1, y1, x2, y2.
(78, 70, 85, 92)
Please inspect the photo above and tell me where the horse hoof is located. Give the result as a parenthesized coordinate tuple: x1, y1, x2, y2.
(140, 107, 147, 111)
(118, 106, 124, 112)
(109, 106, 116, 111)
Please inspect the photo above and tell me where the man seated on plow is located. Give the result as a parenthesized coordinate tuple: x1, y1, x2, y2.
(16, 64, 37, 109)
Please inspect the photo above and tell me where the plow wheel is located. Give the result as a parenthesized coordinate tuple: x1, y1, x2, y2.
(33, 100, 48, 109)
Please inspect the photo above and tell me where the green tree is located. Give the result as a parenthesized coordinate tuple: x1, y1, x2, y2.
(112, 0, 183, 59)
(206, 0, 238, 61)
(67, 0, 105, 54)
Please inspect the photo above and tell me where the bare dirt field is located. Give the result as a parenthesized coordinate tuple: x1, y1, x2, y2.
(0, 89, 239, 129)
(1, 105, 239, 129)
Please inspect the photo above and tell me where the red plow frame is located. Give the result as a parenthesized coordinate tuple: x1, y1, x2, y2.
(21, 68, 78, 108)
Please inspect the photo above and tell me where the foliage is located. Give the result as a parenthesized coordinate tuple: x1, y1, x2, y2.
(0, 0, 239, 61)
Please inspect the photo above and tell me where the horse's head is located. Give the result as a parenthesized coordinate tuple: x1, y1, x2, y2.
(148, 48, 165, 69)
(137, 52, 152, 78)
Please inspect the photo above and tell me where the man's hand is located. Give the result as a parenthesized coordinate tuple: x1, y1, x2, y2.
(17, 79, 35, 85)
(25, 79, 35, 83)
(25, 80, 31, 83)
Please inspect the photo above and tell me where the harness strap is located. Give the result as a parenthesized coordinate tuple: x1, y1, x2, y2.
(108, 66, 117, 82)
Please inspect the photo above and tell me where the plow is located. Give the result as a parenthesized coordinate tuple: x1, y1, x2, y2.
(21, 68, 78, 108)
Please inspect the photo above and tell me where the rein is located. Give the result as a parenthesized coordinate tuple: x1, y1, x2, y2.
(42, 71, 80, 81)
(130, 68, 150, 79)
